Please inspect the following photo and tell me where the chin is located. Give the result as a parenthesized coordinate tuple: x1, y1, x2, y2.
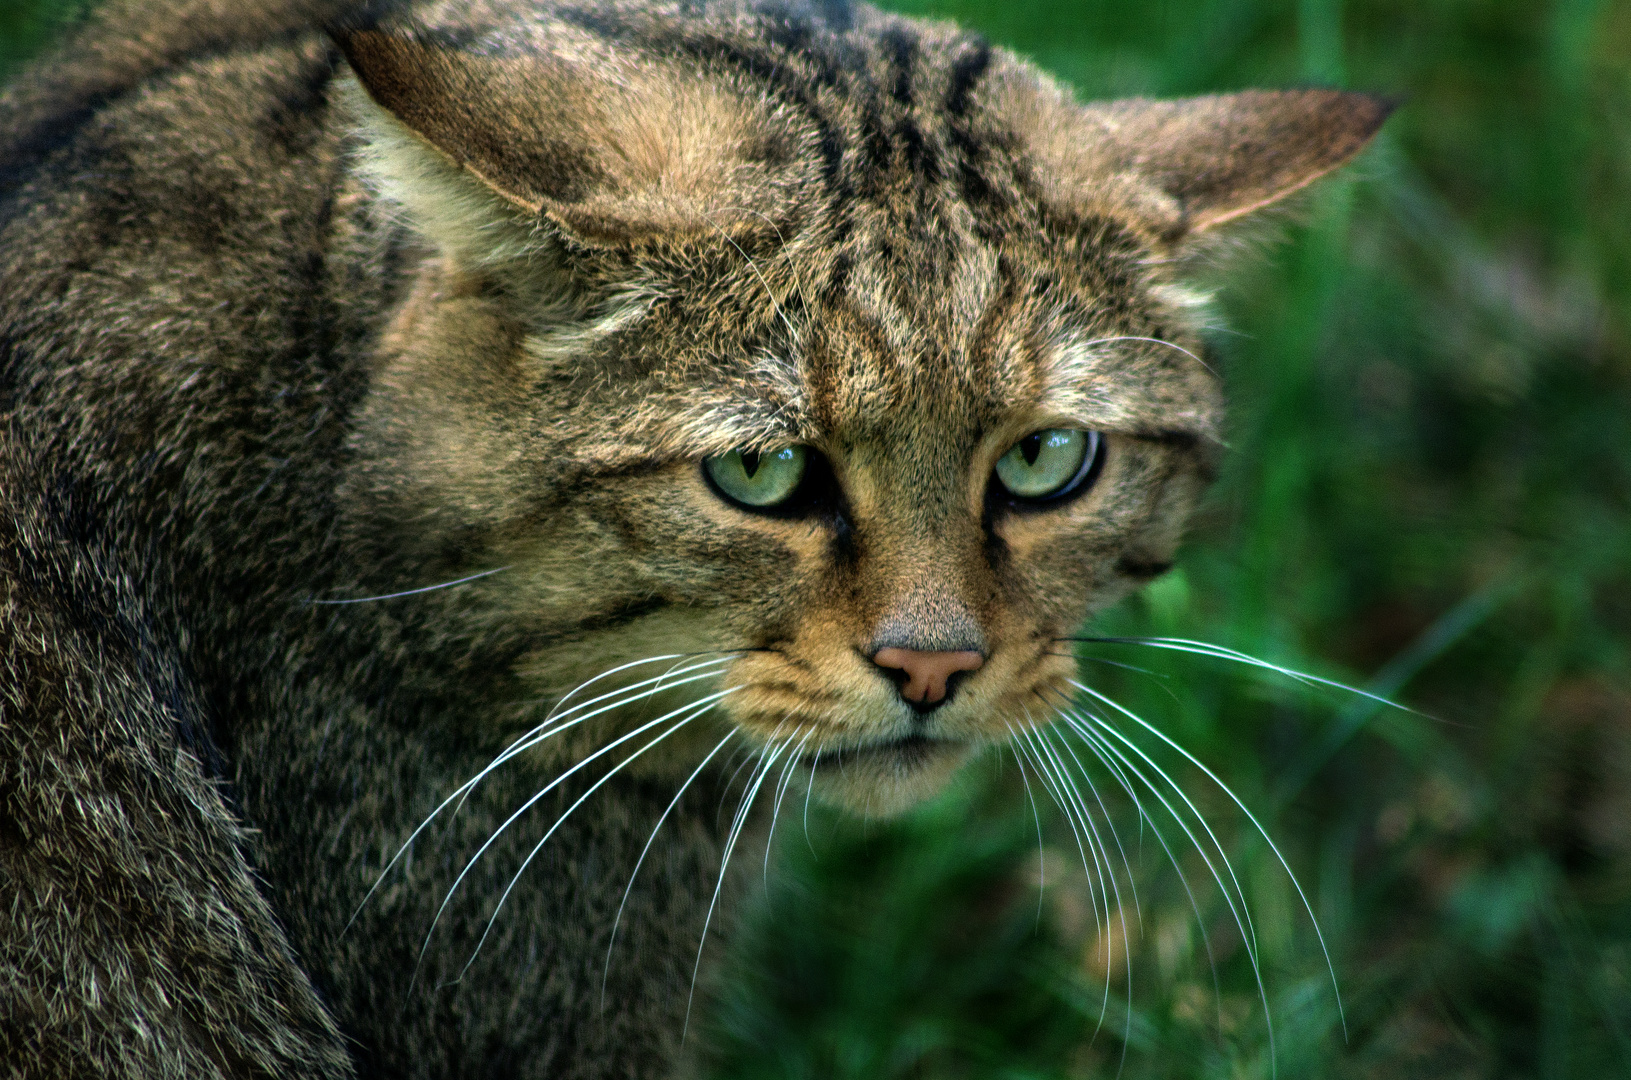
(807, 736, 978, 817)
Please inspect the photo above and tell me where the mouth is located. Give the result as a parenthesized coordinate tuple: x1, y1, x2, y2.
(808, 733, 946, 771)
(799, 732, 977, 815)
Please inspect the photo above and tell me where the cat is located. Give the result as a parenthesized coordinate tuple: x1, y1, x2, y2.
(0, 0, 1387, 1076)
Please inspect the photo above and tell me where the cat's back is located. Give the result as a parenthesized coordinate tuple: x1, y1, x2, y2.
(0, 6, 377, 1076)
(0, 0, 365, 396)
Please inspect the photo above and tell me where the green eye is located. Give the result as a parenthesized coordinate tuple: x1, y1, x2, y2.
(703, 446, 809, 508)
(993, 429, 1101, 500)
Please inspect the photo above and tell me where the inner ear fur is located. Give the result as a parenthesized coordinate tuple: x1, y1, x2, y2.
(333, 25, 822, 250)
(991, 72, 1393, 244)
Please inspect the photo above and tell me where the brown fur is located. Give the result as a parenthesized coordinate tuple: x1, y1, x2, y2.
(0, 1, 1387, 1076)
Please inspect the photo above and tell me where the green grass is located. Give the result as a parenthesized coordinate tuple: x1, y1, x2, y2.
(6, 2, 1629, 1076)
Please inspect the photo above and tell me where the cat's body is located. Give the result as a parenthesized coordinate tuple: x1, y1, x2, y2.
(0, 2, 1385, 1076)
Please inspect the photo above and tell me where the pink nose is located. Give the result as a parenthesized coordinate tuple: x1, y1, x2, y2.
(872, 648, 985, 705)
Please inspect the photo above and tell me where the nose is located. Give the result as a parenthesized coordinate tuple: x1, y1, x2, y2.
(872, 648, 985, 709)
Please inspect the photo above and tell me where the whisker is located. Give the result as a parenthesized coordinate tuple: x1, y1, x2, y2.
(1035, 724, 1136, 925)
(1046, 651, 1172, 680)
(1040, 689, 1253, 1020)
(1045, 695, 1229, 1042)
(697, 209, 800, 344)
(1065, 690, 1262, 967)
(684, 732, 793, 1039)
(1060, 636, 1414, 717)
(1037, 719, 1142, 924)
(600, 728, 738, 1008)
(411, 687, 736, 989)
(1058, 699, 1273, 1063)
(763, 727, 816, 882)
(458, 695, 730, 981)
(1035, 722, 1138, 1060)
(1014, 713, 1104, 929)
(802, 748, 821, 857)
(717, 733, 774, 827)
(1036, 717, 1139, 1076)
(1003, 729, 1050, 928)
(1013, 723, 1115, 1033)
(349, 659, 731, 931)
(492, 658, 732, 779)
(1049, 651, 1187, 713)
(305, 565, 511, 605)
(1036, 688, 1148, 854)
(1071, 676, 1346, 1039)
(543, 651, 738, 731)
(1074, 334, 1219, 378)
(1025, 718, 1121, 911)
(446, 660, 730, 822)
(730, 204, 817, 336)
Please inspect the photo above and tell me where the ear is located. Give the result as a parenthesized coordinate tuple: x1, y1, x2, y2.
(332, 25, 820, 256)
(998, 79, 1393, 244)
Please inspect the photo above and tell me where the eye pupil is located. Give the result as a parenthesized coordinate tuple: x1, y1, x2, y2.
(703, 446, 809, 509)
(993, 428, 1102, 502)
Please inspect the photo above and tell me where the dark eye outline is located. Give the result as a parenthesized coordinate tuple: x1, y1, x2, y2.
(989, 429, 1106, 507)
(701, 444, 833, 518)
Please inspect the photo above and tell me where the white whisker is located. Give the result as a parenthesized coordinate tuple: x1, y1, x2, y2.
(1056, 697, 1271, 1061)
(697, 210, 800, 343)
(1003, 730, 1049, 927)
(1068, 636, 1411, 716)
(1048, 699, 1229, 1040)
(544, 652, 731, 729)
(305, 565, 512, 605)
(1015, 721, 1117, 1035)
(684, 731, 793, 1039)
(1041, 689, 1252, 1027)
(1036, 718, 1139, 1075)
(411, 687, 736, 988)
(1039, 687, 1150, 854)
(763, 727, 816, 882)
(1039, 722, 1142, 924)
(717, 733, 773, 826)
(1070, 676, 1347, 1039)
(458, 695, 731, 981)
(730, 203, 817, 338)
(1012, 716, 1100, 928)
(445, 659, 731, 824)
(488, 658, 731, 782)
(348, 658, 731, 932)
(1033, 722, 1136, 1057)
(600, 728, 738, 1008)
(1067, 684, 1261, 967)
(1033, 723, 1132, 925)
(802, 748, 821, 857)
(1075, 334, 1218, 377)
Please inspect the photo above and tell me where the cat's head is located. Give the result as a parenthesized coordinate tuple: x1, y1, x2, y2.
(334, 2, 1387, 811)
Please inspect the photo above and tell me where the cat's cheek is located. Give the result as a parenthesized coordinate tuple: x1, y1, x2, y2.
(673, 480, 840, 603)
(987, 509, 1114, 627)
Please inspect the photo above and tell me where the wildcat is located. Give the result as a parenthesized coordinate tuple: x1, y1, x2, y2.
(0, 0, 1387, 1076)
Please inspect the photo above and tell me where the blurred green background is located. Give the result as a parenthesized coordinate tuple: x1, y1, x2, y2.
(4, 0, 1628, 1076)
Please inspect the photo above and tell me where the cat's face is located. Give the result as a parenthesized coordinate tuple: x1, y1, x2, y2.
(336, 5, 1383, 811)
